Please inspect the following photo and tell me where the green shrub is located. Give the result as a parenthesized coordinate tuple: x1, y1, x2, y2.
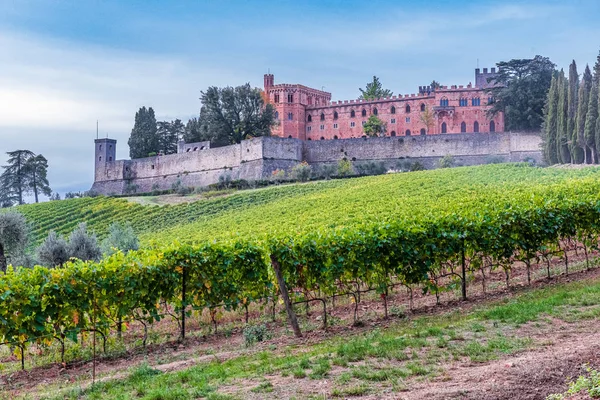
(291, 162, 312, 182)
(243, 324, 270, 346)
(437, 155, 455, 169)
(337, 159, 353, 176)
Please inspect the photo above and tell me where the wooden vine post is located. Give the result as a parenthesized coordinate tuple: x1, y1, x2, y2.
(180, 264, 187, 341)
(461, 243, 467, 301)
(270, 255, 302, 338)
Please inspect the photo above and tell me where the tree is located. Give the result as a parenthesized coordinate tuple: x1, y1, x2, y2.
(101, 222, 139, 256)
(358, 76, 393, 100)
(1, 150, 34, 205)
(67, 223, 102, 262)
(488, 56, 556, 131)
(157, 119, 185, 155)
(0, 212, 28, 272)
(577, 65, 593, 163)
(567, 61, 582, 163)
(363, 115, 387, 137)
(557, 71, 571, 163)
(128, 106, 158, 159)
(419, 105, 435, 133)
(183, 117, 203, 143)
(585, 83, 599, 162)
(198, 84, 275, 146)
(542, 73, 559, 164)
(37, 231, 69, 268)
(430, 80, 441, 90)
(25, 154, 52, 203)
(594, 50, 600, 87)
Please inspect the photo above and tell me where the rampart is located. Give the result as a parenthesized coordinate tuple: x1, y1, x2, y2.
(91, 132, 542, 195)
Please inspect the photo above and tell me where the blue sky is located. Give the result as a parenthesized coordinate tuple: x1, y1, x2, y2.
(1, 0, 599, 196)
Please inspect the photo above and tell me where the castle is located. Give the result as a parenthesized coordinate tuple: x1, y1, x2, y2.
(265, 68, 503, 140)
(91, 69, 541, 196)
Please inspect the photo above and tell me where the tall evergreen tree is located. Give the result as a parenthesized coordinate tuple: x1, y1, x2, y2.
(556, 71, 571, 163)
(542, 73, 559, 164)
(1, 150, 34, 205)
(127, 106, 159, 159)
(157, 119, 185, 155)
(594, 50, 600, 87)
(183, 117, 203, 143)
(24, 154, 52, 203)
(577, 65, 593, 163)
(586, 83, 599, 161)
(358, 76, 393, 100)
(568, 61, 581, 162)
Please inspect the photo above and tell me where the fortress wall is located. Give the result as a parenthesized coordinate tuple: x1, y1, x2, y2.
(260, 136, 303, 161)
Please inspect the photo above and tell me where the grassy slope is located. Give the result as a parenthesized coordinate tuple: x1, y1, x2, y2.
(12, 164, 600, 249)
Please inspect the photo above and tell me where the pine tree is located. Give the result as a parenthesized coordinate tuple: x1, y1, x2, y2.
(24, 154, 52, 203)
(542, 74, 559, 164)
(358, 76, 393, 100)
(127, 107, 159, 159)
(557, 71, 571, 163)
(577, 65, 593, 163)
(568, 61, 581, 162)
(0, 150, 34, 205)
(586, 83, 599, 161)
(594, 50, 600, 87)
(157, 119, 184, 155)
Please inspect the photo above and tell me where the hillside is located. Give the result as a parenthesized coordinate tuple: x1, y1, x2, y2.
(12, 163, 600, 249)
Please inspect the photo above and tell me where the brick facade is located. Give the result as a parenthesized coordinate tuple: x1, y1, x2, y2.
(264, 69, 504, 140)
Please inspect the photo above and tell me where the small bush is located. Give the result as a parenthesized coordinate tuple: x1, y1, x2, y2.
(409, 161, 425, 171)
(486, 155, 504, 164)
(243, 324, 270, 346)
(271, 169, 286, 183)
(123, 183, 139, 195)
(337, 159, 353, 177)
(355, 161, 386, 176)
(37, 231, 69, 267)
(313, 164, 337, 180)
(291, 161, 311, 182)
(218, 173, 233, 189)
(171, 179, 192, 196)
(437, 155, 455, 169)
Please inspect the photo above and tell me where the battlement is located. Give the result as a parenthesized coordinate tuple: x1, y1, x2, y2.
(475, 67, 499, 89)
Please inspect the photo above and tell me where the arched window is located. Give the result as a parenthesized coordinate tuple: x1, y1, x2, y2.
(274, 111, 279, 120)
(193, 147, 198, 151)
(320, 136, 325, 140)
(307, 137, 312, 140)
(351, 110, 356, 118)
(320, 113, 325, 121)
(390, 130, 396, 137)
(405, 104, 411, 113)
(460, 121, 466, 133)
(288, 135, 292, 138)
(440, 97, 449, 107)
(420, 128, 426, 135)
(459, 98, 468, 107)
(373, 108, 378, 115)
(488, 96, 495, 104)
(334, 135, 338, 139)
(420, 103, 426, 112)
(490, 121, 496, 132)
(441, 122, 447, 134)
(474, 121, 479, 133)
(307, 115, 312, 122)
(472, 98, 481, 106)
(288, 112, 293, 120)
(405, 129, 411, 136)
(99, 156, 102, 161)
(362, 109, 367, 117)
(333, 111, 339, 120)
(391, 106, 396, 114)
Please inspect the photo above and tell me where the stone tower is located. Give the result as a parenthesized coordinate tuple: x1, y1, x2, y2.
(94, 138, 116, 181)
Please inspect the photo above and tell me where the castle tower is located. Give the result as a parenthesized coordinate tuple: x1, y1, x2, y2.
(94, 138, 116, 181)
(264, 73, 274, 90)
(475, 67, 498, 89)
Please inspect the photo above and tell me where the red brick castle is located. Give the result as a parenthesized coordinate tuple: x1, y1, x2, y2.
(264, 68, 503, 140)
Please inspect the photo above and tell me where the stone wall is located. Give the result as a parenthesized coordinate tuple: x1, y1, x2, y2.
(91, 133, 542, 195)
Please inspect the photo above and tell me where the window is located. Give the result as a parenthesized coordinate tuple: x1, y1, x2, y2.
(274, 111, 279, 120)
(362, 121, 366, 126)
(405, 129, 411, 136)
(472, 97, 481, 106)
(151, 165, 155, 170)
(307, 138, 312, 140)
(391, 118, 396, 124)
(405, 104, 411, 113)
(420, 103, 426, 112)
(391, 106, 396, 114)
(351, 110, 356, 118)
(274, 94, 280, 103)
(287, 94, 294, 103)
(420, 128, 426, 135)
(441, 122, 447, 134)
(320, 113, 325, 121)
(288, 135, 292, 138)
(308, 97, 313, 105)
(488, 96, 495, 104)
(474, 121, 479, 133)
(334, 135, 338, 139)
(99, 144, 102, 150)
(490, 121, 496, 132)
(320, 124, 325, 130)
(440, 98, 449, 107)
(333, 111, 339, 120)
(373, 108, 378, 115)
(333, 123, 338, 129)
(350, 122, 356, 127)
(390, 130, 396, 137)
(459, 98, 468, 107)
(461, 121, 466, 133)
(307, 126, 312, 132)
(288, 112, 293, 120)
(362, 109, 367, 117)
(307, 115, 312, 122)
(320, 137, 325, 140)
(99, 156, 102, 161)
(405, 117, 410, 123)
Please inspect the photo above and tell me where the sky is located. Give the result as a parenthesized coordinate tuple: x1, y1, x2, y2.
(1, 0, 599, 197)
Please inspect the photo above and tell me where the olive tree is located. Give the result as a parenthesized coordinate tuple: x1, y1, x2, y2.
(37, 231, 70, 267)
(0, 212, 29, 272)
(101, 222, 139, 256)
(67, 223, 102, 262)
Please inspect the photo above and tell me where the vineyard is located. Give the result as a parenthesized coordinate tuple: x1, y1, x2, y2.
(4, 163, 600, 384)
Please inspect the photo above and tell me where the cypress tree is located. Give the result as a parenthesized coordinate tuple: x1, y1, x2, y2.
(594, 50, 600, 87)
(542, 74, 559, 164)
(568, 61, 581, 162)
(557, 71, 571, 163)
(127, 107, 159, 159)
(586, 83, 599, 161)
(577, 65, 593, 163)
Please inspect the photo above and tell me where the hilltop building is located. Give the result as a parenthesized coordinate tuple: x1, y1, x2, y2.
(264, 68, 503, 140)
